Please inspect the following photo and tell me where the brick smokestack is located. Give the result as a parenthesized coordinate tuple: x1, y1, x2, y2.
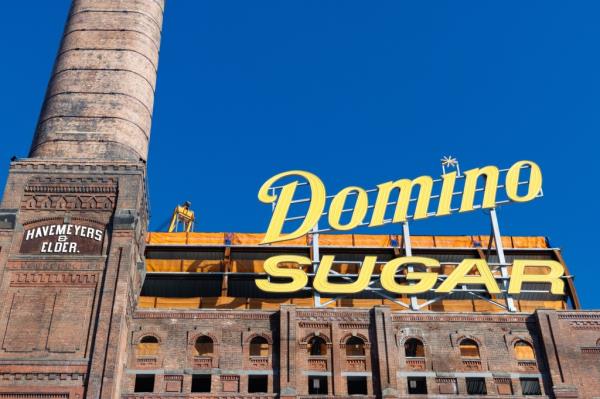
(29, 0, 165, 161)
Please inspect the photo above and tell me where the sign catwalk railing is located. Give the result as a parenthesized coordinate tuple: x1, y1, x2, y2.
(255, 159, 565, 311)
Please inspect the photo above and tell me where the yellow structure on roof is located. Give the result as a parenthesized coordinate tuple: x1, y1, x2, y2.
(167, 202, 195, 232)
(147, 232, 549, 248)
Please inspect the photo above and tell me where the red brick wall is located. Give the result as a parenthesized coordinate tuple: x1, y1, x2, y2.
(0, 161, 148, 399)
(120, 307, 600, 398)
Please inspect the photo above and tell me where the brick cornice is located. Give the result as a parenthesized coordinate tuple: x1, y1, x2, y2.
(557, 312, 600, 320)
(296, 310, 370, 322)
(133, 310, 274, 320)
(11, 160, 145, 175)
(391, 313, 531, 323)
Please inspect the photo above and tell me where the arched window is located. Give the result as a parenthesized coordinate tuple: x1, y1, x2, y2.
(308, 336, 327, 356)
(346, 337, 365, 357)
(459, 339, 480, 358)
(250, 336, 269, 357)
(514, 340, 535, 361)
(194, 336, 213, 356)
(404, 338, 424, 358)
(137, 335, 159, 356)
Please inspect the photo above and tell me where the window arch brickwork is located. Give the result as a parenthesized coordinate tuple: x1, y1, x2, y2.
(188, 332, 220, 369)
(243, 332, 273, 370)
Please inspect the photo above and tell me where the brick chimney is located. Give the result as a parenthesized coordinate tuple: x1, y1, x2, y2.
(29, 0, 165, 161)
(0, 2, 165, 398)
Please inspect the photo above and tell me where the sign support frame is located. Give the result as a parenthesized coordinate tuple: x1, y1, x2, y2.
(489, 208, 517, 312)
(402, 222, 420, 311)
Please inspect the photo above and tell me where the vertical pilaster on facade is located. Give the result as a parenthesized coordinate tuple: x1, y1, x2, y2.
(535, 310, 580, 398)
(0, 211, 16, 297)
(552, 385, 580, 399)
(279, 305, 298, 398)
(330, 320, 343, 396)
(372, 305, 399, 398)
(85, 244, 126, 398)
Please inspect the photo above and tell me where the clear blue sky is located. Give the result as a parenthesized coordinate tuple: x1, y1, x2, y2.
(0, 2, 598, 308)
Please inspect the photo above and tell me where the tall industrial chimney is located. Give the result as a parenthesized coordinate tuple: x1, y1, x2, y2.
(29, 0, 164, 161)
(0, 2, 165, 398)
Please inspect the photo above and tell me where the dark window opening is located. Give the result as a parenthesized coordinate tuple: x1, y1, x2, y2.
(308, 336, 327, 356)
(521, 378, 542, 395)
(308, 376, 328, 395)
(407, 377, 427, 394)
(194, 336, 214, 356)
(248, 375, 268, 393)
(347, 376, 368, 395)
(459, 339, 480, 358)
(346, 336, 365, 356)
(191, 374, 211, 393)
(140, 335, 158, 344)
(250, 336, 269, 357)
(404, 338, 425, 358)
(134, 374, 155, 393)
(466, 377, 487, 395)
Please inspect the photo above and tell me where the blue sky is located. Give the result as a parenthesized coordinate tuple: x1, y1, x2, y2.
(0, 1, 598, 308)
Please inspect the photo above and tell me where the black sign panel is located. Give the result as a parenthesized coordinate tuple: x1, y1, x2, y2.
(20, 223, 105, 255)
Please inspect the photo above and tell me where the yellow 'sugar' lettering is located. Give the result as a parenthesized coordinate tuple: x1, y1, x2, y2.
(255, 255, 565, 296)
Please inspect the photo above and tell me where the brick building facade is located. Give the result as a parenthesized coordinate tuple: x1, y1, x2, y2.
(0, 1, 598, 398)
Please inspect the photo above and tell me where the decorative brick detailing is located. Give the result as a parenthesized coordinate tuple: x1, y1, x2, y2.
(338, 323, 370, 329)
(249, 356, 269, 369)
(339, 332, 370, 346)
(21, 195, 115, 211)
(0, 373, 84, 382)
(24, 177, 117, 193)
(581, 347, 600, 354)
(461, 359, 483, 371)
(391, 313, 529, 323)
(21, 177, 117, 211)
(299, 332, 332, 346)
(517, 360, 538, 371)
(296, 311, 370, 322)
(135, 357, 158, 368)
(307, 357, 328, 371)
(220, 375, 240, 393)
(122, 396, 275, 399)
(298, 322, 329, 329)
(567, 320, 600, 330)
(192, 356, 213, 368)
(11, 160, 145, 173)
(134, 311, 273, 320)
(346, 358, 367, 371)
(0, 395, 69, 399)
(6, 261, 105, 272)
(298, 397, 373, 399)
(10, 272, 98, 287)
(405, 358, 426, 370)
(557, 312, 600, 320)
